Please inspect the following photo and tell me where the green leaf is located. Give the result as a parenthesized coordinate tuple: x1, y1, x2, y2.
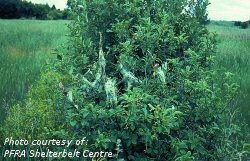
(70, 120, 77, 127)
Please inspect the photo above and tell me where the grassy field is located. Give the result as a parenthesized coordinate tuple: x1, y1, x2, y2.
(0, 20, 249, 125)
(0, 20, 69, 122)
(208, 21, 250, 123)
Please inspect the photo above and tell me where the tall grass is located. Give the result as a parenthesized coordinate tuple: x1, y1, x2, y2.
(1, 20, 249, 125)
(0, 20, 68, 122)
(208, 21, 250, 123)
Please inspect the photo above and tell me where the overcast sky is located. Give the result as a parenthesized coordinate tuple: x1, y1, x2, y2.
(28, 0, 250, 21)
(28, 0, 67, 10)
(208, 0, 250, 21)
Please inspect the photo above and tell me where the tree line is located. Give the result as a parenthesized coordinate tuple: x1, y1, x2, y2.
(234, 20, 250, 29)
(0, 0, 72, 20)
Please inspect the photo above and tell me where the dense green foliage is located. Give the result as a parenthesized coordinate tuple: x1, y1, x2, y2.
(54, 0, 249, 159)
(2, 1, 250, 160)
(241, 21, 249, 29)
(234, 21, 241, 26)
(0, 0, 71, 20)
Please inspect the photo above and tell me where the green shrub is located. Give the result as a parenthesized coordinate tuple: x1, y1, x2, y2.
(3, 70, 71, 140)
(52, 0, 248, 160)
(241, 21, 249, 29)
(234, 21, 242, 26)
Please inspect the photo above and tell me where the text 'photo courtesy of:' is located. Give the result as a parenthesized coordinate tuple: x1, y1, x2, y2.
(1, 0, 250, 160)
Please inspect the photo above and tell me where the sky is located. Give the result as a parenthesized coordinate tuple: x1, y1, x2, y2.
(28, 0, 67, 10)
(28, 0, 250, 21)
(208, 0, 250, 21)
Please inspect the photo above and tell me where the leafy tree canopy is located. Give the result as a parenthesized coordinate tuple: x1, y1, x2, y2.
(0, 0, 72, 20)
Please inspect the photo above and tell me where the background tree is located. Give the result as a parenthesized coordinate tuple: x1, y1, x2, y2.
(241, 21, 249, 29)
(0, 0, 70, 20)
(0, 0, 21, 19)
